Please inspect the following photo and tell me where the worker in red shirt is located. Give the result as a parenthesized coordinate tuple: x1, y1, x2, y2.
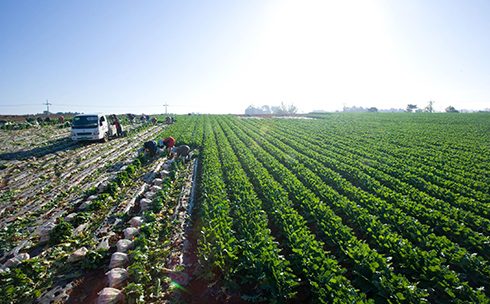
(159, 136, 175, 155)
(112, 114, 123, 136)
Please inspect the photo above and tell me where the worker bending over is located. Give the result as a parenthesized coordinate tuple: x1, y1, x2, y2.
(143, 140, 160, 157)
(171, 145, 191, 162)
(159, 136, 175, 151)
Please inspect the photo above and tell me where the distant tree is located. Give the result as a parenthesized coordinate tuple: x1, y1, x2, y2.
(368, 107, 378, 112)
(271, 106, 281, 115)
(245, 105, 259, 115)
(261, 105, 271, 114)
(425, 100, 435, 113)
(406, 104, 418, 112)
(445, 106, 459, 113)
(278, 102, 288, 115)
(272, 102, 293, 115)
(245, 105, 273, 115)
(247, 103, 298, 116)
(287, 104, 298, 115)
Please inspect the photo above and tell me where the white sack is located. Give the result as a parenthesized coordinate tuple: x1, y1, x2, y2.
(109, 252, 129, 269)
(106, 268, 128, 288)
(150, 185, 162, 192)
(116, 239, 133, 253)
(129, 216, 144, 228)
(152, 178, 163, 186)
(139, 198, 152, 211)
(123, 227, 139, 239)
(96, 287, 123, 304)
(68, 247, 88, 262)
(144, 191, 156, 199)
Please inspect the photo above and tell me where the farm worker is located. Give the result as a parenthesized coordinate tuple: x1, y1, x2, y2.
(113, 115, 122, 136)
(171, 145, 191, 161)
(143, 140, 158, 157)
(127, 113, 136, 123)
(161, 136, 175, 151)
(58, 115, 64, 123)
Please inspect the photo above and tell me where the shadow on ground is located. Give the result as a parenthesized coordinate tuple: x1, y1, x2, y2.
(0, 139, 84, 161)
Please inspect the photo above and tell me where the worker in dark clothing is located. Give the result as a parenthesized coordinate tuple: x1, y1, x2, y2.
(143, 140, 159, 157)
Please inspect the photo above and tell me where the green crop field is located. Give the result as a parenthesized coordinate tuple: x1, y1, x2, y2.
(195, 113, 490, 303)
(0, 113, 489, 303)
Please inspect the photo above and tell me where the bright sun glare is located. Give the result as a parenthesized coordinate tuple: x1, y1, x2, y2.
(217, 0, 417, 112)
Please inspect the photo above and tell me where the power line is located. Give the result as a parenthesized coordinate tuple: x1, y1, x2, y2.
(0, 104, 39, 107)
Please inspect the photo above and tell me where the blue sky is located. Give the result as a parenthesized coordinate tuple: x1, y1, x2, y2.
(1, 0, 489, 115)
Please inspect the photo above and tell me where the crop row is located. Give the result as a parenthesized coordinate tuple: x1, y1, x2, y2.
(320, 129, 489, 209)
(250, 119, 490, 239)
(212, 117, 300, 301)
(276, 118, 489, 202)
(218, 118, 429, 302)
(239, 118, 490, 273)
(225, 116, 488, 302)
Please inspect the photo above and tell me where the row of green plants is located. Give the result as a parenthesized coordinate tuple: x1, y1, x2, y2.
(211, 117, 369, 303)
(120, 114, 204, 303)
(232, 116, 489, 302)
(197, 120, 237, 282)
(211, 117, 300, 301)
(263, 120, 490, 240)
(300, 114, 489, 193)
(323, 129, 490, 212)
(219, 117, 427, 302)
(123, 160, 187, 303)
(265, 119, 490, 254)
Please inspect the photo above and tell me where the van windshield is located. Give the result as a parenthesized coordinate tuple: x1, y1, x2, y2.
(72, 116, 98, 129)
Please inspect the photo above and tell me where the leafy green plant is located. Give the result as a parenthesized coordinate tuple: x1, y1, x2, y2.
(124, 283, 145, 304)
(81, 249, 108, 270)
(49, 220, 73, 245)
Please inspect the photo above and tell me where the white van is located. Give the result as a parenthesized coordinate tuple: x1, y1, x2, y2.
(71, 114, 118, 142)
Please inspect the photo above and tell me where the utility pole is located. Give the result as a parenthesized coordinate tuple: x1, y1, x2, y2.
(43, 99, 52, 114)
(163, 102, 168, 115)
